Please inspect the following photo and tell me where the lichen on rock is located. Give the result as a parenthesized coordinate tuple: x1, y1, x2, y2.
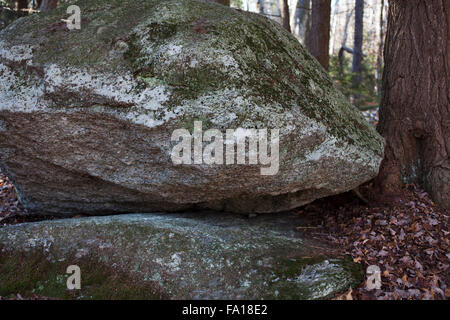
(0, 213, 363, 299)
(0, 0, 384, 215)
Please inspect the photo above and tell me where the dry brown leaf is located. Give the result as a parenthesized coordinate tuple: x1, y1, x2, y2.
(333, 288, 353, 300)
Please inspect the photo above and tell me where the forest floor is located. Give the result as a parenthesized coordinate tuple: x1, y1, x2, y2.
(1, 172, 448, 300)
(299, 183, 449, 300)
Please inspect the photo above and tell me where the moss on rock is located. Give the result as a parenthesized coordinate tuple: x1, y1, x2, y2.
(0, 213, 363, 299)
(0, 245, 164, 299)
(0, 0, 384, 215)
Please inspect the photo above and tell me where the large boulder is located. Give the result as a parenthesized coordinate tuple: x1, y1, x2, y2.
(0, 212, 362, 299)
(0, 0, 384, 216)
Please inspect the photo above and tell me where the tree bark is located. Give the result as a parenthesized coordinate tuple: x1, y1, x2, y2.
(309, 0, 331, 71)
(341, 8, 354, 48)
(17, 0, 28, 11)
(39, 0, 57, 11)
(376, 0, 385, 95)
(338, 8, 354, 75)
(281, 0, 291, 32)
(376, 0, 450, 209)
(293, 0, 301, 33)
(257, 0, 265, 14)
(294, 0, 311, 46)
(330, 0, 340, 53)
(352, 0, 364, 88)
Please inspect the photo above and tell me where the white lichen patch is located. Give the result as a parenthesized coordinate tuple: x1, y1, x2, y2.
(1, 60, 180, 128)
(0, 63, 45, 113)
(164, 43, 183, 56)
(0, 41, 34, 62)
(302, 117, 376, 163)
(155, 252, 182, 273)
(308, 79, 323, 96)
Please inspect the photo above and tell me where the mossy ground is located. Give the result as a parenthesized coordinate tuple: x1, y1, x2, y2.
(265, 255, 363, 299)
(0, 245, 165, 300)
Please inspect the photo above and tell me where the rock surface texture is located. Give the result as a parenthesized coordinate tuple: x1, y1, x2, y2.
(0, 213, 362, 299)
(0, 0, 384, 216)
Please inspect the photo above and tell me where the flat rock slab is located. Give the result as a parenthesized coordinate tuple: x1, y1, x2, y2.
(0, 213, 362, 299)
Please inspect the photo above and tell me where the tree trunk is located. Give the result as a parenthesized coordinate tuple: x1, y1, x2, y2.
(294, 0, 311, 46)
(376, 0, 385, 95)
(352, 0, 364, 88)
(39, 0, 57, 11)
(376, 0, 450, 209)
(330, 0, 340, 53)
(309, 0, 331, 71)
(257, 0, 265, 14)
(338, 8, 354, 75)
(293, 0, 301, 33)
(304, 1, 311, 49)
(341, 8, 354, 49)
(17, 0, 28, 11)
(281, 0, 291, 32)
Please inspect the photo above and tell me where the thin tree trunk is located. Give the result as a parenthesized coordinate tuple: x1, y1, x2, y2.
(258, 0, 265, 14)
(304, 1, 311, 48)
(17, 0, 28, 11)
(39, 0, 57, 11)
(376, 0, 385, 95)
(376, 0, 450, 209)
(338, 8, 354, 75)
(292, 0, 300, 33)
(352, 0, 364, 88)
(342, 8, 354, 49)
(330, 0, 340, 53)
(276, 0, 281, 22)
(309, 0, 331, 71)
(281, 0, 291, 32)
(295, 0, 311, 45)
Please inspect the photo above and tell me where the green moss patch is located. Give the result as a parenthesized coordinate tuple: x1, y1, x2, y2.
(266, 255, 363, 300)
(0, 246, 165, 300)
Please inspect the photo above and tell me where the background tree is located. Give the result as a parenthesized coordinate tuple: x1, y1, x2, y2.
(351, 0, 364, 89)
(337, 7, 354, 75)
(17, 0, 27, 12)
(280, 0, 290, 32)
(376, 0, 449, 209)
(39, 0, 57, 11)
(292, 0, 311, 46)
(376, 0, 385, 95)
(257, 0, 264, 14)
(309, 0, 330, 70)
